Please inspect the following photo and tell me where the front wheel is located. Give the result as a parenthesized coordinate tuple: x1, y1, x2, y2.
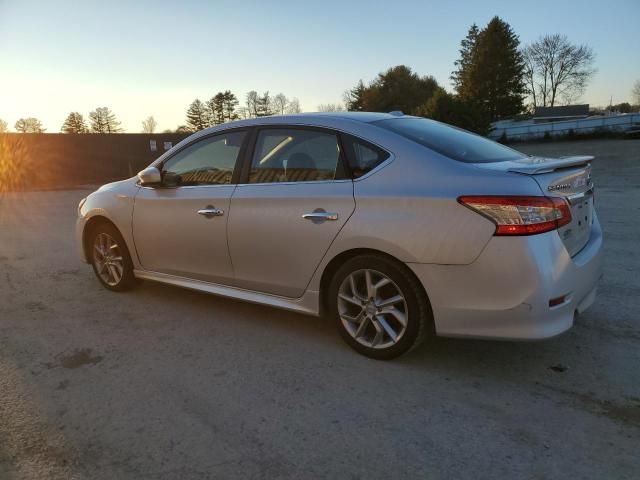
(89, 223, 137, 292)
(329, 255, 433, 360)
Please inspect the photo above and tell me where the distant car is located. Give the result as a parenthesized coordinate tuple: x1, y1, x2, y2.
(76, 112, 603, 359)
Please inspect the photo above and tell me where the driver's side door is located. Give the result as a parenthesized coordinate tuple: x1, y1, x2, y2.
(132, 129, 247, 284)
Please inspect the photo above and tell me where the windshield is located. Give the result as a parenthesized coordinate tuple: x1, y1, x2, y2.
(373, 117, 526, 163)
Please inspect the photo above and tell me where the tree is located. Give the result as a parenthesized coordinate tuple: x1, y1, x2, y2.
(523, 34, 596, 108)
(61, 112, 88, 133)
(346, 66, 443, 115)
(141, 116, 157, 133)
(272, 93, 289, 115)
(607, 102, 632, 114)
(317, 103, 345, 112)
(418, 90, 489, 134)
(89, 107, 122, 133)
(454, 17, 526, 122)
(185, 99, 210, 131)
(344, 80, 366, 111)
(236, 106, 250, 119)
(451, 23, 479, 92)
(207, 93, 226, 126)
(0, 119, 8, 133)
(286, 97, 302, 114)
(14, 118, 46, 133)
(221, 91, 239, 122)
(255, 91, 273, 117)
(205, 91, 239, 125)
(633, 80, 640, 106)
(175, 125, 191, 133)
(244, 91, 259, 118)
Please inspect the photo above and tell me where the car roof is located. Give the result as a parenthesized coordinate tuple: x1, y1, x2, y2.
(200, 112, 406, 133)
(276, 112, 401, 123)
(187, 112, 416, 147)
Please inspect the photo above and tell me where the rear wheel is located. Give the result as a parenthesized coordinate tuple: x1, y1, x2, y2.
(89, 223, 137, 291)
(329, 255, 432, 359)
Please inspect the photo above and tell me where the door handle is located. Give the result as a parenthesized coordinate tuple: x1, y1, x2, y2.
(302, 211, 338, 222)
(197, 206, 224, 218)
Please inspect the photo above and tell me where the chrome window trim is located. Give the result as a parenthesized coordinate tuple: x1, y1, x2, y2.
(235, 179, 353, 188)
(137, 182, 236, 190)
(147, 121, 396, 186)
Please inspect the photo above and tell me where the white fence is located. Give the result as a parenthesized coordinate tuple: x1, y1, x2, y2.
(488, 113, 640, 141)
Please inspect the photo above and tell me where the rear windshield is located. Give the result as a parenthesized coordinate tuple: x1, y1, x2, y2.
(373, 117, 526, 163)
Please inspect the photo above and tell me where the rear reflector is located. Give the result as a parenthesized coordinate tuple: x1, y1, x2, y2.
(458, 196, 572, 236)
(549, 295, 567, 307)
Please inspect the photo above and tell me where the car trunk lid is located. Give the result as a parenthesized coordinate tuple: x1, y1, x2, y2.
(474, 155, 595, 257)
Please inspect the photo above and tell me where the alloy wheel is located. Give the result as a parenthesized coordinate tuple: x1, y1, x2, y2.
(93, 233, 124, 287)
(337, 269, 408, 349)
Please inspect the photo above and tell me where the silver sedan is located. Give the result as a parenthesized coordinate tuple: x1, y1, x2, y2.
(76, 112, 603, 359)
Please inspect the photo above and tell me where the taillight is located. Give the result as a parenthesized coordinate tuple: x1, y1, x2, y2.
(458, 196, 572, 236)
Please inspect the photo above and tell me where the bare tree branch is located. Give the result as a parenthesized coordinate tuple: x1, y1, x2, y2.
(141, 116, 157, 133)
(522, 34, 596, 108)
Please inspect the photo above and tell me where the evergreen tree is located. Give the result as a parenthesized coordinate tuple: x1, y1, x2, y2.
(185, 99, 210, 131)
(207, 93, 226, 126)
(205, 91, 239, 125)
(451, 24, 479, 92)
(255, 91, 273, 117)
(454, 17, 526, 122)
(418, 90, 489, 134)
(346, 66, 442, 115)
(345, 80, 366, 111)
(222, 91, 239, 122)
(89, 107, 123, 133)
(61, 112, 88, 133)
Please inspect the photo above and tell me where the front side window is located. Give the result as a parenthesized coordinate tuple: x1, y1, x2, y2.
(162, 131, 246, 186)
(249, 129, 344, 183)
(373, 117, 526, 163)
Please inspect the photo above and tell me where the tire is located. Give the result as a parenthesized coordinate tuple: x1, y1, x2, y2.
(88, 222, 138, 292)
(328, 254, 433, 360)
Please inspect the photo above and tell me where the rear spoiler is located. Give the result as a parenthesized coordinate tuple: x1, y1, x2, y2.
(507, 156, 594, 175)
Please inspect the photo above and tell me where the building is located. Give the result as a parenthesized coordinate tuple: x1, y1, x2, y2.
(533, 104, 590, 123)
(489, 103, 640, 141)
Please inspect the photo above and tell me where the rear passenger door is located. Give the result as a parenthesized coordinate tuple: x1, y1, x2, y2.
(227, 127, 355, 298)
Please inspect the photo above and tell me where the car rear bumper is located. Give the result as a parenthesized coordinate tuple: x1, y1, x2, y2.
(408, 211, 604, 340)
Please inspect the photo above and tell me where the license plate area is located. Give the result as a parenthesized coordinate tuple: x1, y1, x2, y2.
(559, 191, 593, 256)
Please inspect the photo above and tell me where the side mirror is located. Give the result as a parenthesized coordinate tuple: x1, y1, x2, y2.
(138, 166, 161, 185)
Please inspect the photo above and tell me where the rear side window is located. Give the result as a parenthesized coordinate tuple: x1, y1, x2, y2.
(342, 135, 390, 178)
(373, 117, 525, 163)
(249, 128, 345, 183)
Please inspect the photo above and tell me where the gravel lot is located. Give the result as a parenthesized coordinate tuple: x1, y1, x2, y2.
(1, 138, 639, 479)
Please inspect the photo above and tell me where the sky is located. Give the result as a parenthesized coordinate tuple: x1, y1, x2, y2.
(1, 0, 639, 132)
